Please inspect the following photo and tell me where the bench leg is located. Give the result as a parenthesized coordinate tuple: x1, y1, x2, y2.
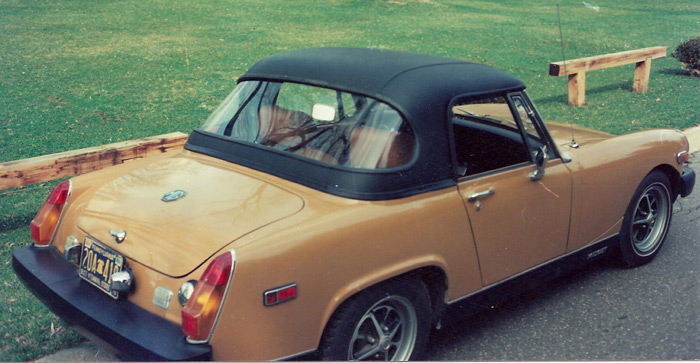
(633, 58, 652, 93)
(568, 71, 586, 107)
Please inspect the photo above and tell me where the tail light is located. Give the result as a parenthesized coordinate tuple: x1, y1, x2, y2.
(31, 180, 72, 246)
(182, 250, 235, 343)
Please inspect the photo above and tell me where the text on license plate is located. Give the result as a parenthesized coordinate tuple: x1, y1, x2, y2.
(79, 237, 124, 299)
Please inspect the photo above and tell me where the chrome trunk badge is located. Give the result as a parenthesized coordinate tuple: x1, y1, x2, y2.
(109, 229, 127, 243)
(162, 189, 187, 202)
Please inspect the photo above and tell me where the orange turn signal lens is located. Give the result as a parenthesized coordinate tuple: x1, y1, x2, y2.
(30, 180, 71, 246)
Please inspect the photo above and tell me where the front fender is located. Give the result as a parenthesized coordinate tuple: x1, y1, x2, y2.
(565, 128, 687, 252)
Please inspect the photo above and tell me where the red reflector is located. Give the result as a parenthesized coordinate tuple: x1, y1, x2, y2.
(265, 292, 278, 306)
(278, 285, 297, 300)
(263, 284, 297, 306)
(677, 151, 689, 164)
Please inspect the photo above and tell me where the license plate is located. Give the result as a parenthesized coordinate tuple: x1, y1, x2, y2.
(79, 237, 124, 299)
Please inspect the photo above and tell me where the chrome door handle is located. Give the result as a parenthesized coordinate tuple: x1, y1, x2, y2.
(467, 188, 495, 202)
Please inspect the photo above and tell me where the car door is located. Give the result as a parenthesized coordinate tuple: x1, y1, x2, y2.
(451, 93, 573, 286)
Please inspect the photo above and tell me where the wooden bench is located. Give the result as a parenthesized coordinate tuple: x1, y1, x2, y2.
(549, 46, 666, 106)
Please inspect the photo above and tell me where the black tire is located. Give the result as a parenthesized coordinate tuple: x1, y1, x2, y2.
(319, 276, 432, 361)
(618, 170, 673, 267)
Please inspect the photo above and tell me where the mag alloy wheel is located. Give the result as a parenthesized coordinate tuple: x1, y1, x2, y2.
(318, 277, 431, 361)
(347, 295, 418, 361)
(619, 171, 673, 267)
(630, 183, 670, 256)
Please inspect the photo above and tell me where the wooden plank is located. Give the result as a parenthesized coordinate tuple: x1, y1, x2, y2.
(632, 58, 652, 92)
(0, 132, 188, 190)
(549, 46, 666, 76)
(568, 71, 586, 107)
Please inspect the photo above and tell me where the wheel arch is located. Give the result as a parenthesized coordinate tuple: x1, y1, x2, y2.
(413, 266, 448, 326)
(318, 264, 449, 347)
(652, 164, 681, 200)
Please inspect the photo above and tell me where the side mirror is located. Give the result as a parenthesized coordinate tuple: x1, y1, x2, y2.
(312, 104, 336, 122)
(529, 145, 548, 181)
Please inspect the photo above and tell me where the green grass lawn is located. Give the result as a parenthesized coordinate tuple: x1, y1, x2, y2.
(1, 0, 698, 360)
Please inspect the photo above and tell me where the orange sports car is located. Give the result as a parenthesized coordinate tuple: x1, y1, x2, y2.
(13, 48, 695, 361)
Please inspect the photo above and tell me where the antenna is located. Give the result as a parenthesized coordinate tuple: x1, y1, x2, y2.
(556, 4, 579, 148)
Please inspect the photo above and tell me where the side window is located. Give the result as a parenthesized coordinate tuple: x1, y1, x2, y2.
(451, 96, 531, 177)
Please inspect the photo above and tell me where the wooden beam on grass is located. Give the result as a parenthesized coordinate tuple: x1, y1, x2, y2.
(549, 46, 667, 76)
(0, 132, 188, 190)
(549, 46, 666, 106)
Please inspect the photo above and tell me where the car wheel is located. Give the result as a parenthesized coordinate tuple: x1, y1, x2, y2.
(619, 170, 673, 267)
(319, 276, 431, 361)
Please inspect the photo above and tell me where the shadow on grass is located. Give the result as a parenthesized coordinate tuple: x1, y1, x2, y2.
(659, 68, 689, 76)
(658, 67, 697, 78)
(536, 82, 631, 106)
(0, 214, 33, 233)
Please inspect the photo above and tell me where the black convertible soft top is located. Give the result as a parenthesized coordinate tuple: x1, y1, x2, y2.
(239, 47, 525, 127)
(187, 48, 528, 200)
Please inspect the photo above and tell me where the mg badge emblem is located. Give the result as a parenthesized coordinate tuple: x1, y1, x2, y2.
(162, 189, 187, 202)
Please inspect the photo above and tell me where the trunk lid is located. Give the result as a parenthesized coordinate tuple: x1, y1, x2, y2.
(75, 153, 304, 277)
